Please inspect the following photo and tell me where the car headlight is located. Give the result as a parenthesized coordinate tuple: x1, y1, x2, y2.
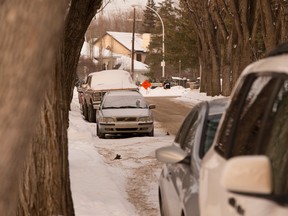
(139, 116, 153, 122)
(99, 117, 115, 123)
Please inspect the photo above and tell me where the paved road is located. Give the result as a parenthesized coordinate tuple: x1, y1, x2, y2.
(145, 96, 197, 135)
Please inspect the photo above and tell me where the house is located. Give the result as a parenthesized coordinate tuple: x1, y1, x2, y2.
(92, 31, 151, 82)
(94, 31, 151, 63)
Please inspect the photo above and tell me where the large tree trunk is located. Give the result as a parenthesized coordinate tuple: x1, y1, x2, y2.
(260, 0, 277, 52)
(221, 33, 234, 96)
(198, 40, 210, 93)
(205, 4, 221, 96)
(16, 0, 103, 215)
(277, 1, 288, 43)
(260, 0, 288, 51)
(209, 0, 233, 96)
(0, 1, 65, 215)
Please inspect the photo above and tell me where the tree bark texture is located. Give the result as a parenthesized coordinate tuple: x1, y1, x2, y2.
(16, 0, 102, 215)
(0, 1, 65, 215)
(181, 0, 288, 96)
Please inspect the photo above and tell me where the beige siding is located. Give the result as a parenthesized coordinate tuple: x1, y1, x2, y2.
(95, 35, 131, 56)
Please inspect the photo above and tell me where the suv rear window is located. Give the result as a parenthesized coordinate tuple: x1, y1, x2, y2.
(261, 79, 288, 197)
(215, 73, 288, 197)
(215, 73, 288, 158)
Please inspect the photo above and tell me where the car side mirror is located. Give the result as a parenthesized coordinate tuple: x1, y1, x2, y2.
(81, 83, 88, 89)
(149, 104, 156, 109)
(155, 145, 189, 164)
(221, 156, 272, 194)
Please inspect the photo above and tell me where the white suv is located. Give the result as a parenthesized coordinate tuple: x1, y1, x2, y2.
(199, 43, 288, 216)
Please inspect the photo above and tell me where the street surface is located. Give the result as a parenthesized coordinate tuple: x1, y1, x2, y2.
(145, 96, 196, 135)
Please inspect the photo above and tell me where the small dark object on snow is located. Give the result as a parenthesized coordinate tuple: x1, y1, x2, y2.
(114, 154, 122, 160)
(166, 132, 170, 135)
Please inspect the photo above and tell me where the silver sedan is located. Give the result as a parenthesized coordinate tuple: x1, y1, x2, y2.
(96, 90, 155, 139)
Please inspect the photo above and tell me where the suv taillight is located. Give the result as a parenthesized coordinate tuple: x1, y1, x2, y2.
(92, 92, 101, 101)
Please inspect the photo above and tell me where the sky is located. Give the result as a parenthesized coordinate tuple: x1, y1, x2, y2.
(98, 0, 177, 17)
(102, 0, 164, 13)
(68, 85, 223, 215)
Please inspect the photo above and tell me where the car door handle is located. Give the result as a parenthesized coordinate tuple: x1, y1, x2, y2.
(165, 172, 172, 181)
(228, 197, 245, 215)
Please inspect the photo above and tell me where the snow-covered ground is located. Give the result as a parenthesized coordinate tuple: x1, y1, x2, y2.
(68, 86, 223, 216)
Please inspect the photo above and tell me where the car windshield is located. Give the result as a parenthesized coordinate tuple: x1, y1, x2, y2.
(203, 114, 222, 154)
(102, 95, 148, 109)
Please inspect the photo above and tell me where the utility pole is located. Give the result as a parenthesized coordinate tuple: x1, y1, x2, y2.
(129, 6, 142, 81)
(131, 7, 136, 80)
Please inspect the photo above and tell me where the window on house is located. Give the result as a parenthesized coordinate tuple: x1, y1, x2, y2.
(136, 54, 142, 62)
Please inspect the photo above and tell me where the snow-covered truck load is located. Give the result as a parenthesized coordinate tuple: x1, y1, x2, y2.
(80, 69, 138, 122)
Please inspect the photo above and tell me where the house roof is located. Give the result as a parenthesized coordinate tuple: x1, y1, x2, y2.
(106, 31, 146, 52)
(116, 54, 149, 71)
(80, 44, 149, 71)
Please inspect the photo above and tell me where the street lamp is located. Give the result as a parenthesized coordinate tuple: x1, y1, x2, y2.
(145, 5, 165, 78)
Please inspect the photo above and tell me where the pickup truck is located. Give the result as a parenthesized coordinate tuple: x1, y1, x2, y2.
(78, 69, 138, 122)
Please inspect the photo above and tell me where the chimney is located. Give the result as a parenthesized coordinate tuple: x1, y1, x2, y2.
(142, 33, 151, 51)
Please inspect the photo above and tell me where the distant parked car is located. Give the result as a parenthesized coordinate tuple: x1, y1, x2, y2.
(199, 43, 288, 216)
(96, 90, 155, 139)
(155, 98, 228, 216)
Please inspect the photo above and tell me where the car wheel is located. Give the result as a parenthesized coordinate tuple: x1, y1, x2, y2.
(82, 102, 88, 120)
(148, 128, 154, 137)
(97, 124, 105, 139)
(88, 104, 96, 123)
(96, 124, 99, 136)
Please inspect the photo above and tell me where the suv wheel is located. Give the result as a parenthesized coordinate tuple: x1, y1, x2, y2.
(82, 103, 88, 120)
(88, 104, 96, 122)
